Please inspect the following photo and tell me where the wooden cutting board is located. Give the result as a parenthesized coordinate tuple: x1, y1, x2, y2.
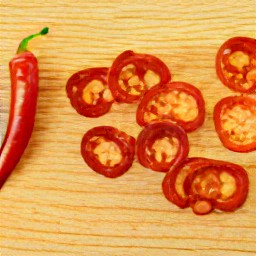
(0, 1, 255, 255)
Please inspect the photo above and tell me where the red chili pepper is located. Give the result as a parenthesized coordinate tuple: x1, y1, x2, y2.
(0, 28, 49, 189)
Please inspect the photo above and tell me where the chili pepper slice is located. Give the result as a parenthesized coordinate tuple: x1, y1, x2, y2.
(216, 37, 256, 93)
(66, 67, 114, 117)
(136, 121, 189, 172)
(108, 50, 171, 103)
(214, 96, 256, 152)
(0, 28, 49, 189)
(136, 82, 205, 132)
(162, 158, 249, 215)
(81, 126, 136, 178)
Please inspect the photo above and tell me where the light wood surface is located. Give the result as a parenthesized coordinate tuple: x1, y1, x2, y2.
(0, 1, 256, 255)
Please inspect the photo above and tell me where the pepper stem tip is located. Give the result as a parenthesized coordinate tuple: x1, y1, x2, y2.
(17, 27, 49, 54)
(40, 27, 49, 35)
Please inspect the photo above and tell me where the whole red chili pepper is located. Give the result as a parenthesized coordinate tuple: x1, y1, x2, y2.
(0, 28, 49, 189)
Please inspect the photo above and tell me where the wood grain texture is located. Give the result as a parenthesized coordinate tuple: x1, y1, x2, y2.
(0, 0, 256, 255)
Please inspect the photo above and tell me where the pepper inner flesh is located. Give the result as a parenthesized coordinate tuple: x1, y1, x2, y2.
(191, 171, 221, 200)
(119, 65, 159, 95)
(92, 137, 122, 166)
(175, 166, 191, 199)
(229, 51, 250, 71)
(222, 50, 256, 90)
(219, 171, 237, 200)
(144, 70, 160, 88)
(221, 104, 256, 145)
(82, 80, 113, 104)
(150, 136, 179, 163)
(191, 170, 237, 201)
(144, 90, 198, 123)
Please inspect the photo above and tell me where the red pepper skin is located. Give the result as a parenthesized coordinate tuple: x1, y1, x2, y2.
(0, 52, 38, 188)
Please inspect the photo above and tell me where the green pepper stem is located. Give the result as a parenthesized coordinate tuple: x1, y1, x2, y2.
(17, 27, 49, 54)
